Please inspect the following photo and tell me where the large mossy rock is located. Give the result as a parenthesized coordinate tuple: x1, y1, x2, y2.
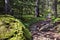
(0, 15, 31, 40)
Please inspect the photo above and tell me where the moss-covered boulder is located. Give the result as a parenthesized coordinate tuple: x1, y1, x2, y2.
(0, 15, 31, 40)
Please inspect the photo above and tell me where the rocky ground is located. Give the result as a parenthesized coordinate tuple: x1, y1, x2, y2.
(29, 21, 60, 40)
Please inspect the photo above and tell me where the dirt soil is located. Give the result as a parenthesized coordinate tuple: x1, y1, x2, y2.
(29, 21, 60, 40)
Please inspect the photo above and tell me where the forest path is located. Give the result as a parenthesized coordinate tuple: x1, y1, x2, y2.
(29, 21, 60, 40)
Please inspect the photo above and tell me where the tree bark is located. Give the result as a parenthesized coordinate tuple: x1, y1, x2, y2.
(53, 0, 58, 18)
(5, 0, 10, 13)
(35, 0, 39, 17)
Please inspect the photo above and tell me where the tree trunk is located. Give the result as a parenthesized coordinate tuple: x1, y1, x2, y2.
(53, 0, 58, 18)
(35, 0, 39, 17)
(5, 0, 10, 13)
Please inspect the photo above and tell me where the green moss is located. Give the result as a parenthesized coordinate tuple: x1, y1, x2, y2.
(0, 15, 31, 40)
(23, 27, 32, 40)
(54, 18, 60, 23)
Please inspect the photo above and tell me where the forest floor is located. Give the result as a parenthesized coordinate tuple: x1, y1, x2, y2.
(29, 21, 60, 40)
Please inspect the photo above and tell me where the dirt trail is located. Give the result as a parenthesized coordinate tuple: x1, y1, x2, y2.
(29, 21, 60, 40)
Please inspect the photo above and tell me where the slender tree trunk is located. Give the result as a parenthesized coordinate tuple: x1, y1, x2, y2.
(53, 0, 58, 18)
(5, 0, 10, 13)
(35, 0, 39, 17)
